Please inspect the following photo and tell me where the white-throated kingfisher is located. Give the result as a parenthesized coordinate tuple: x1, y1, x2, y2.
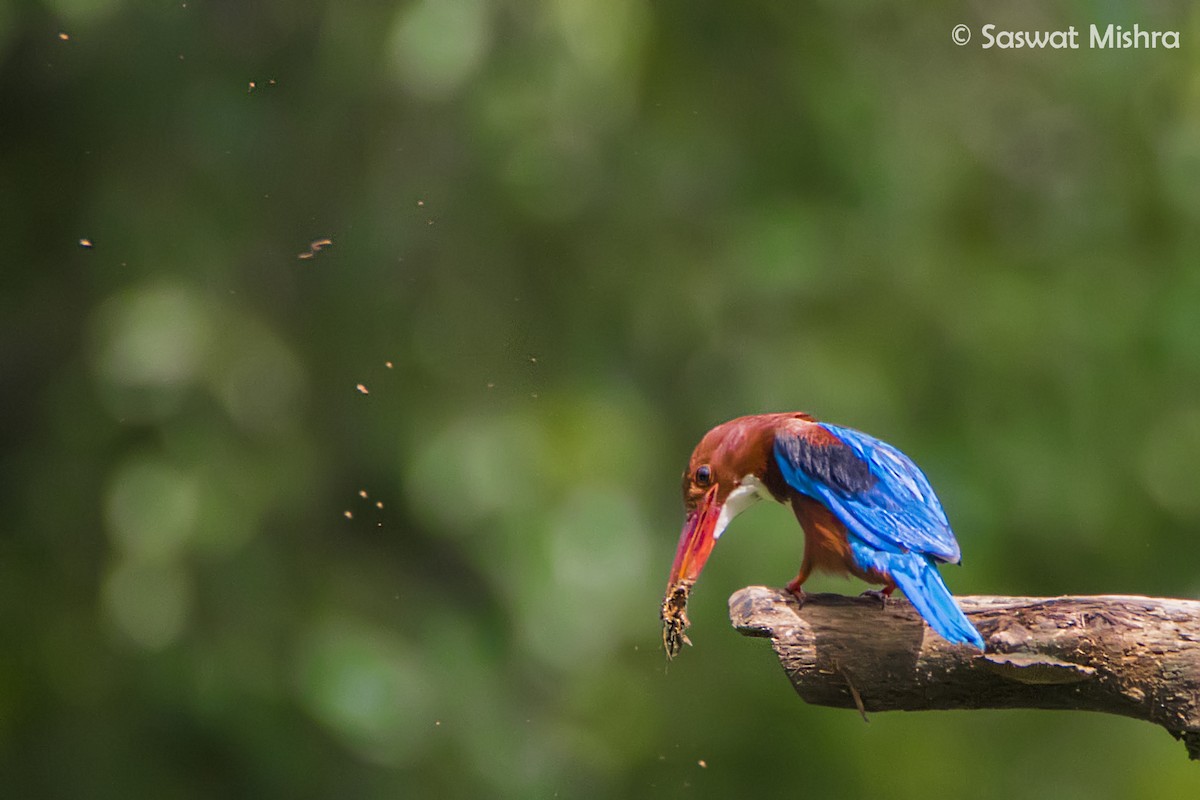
(667, 412, 985, 650)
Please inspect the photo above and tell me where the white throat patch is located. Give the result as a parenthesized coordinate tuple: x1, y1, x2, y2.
(712, 475, 769, 540)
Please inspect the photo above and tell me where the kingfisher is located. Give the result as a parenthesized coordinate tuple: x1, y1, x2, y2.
(665, 412, 985, 650)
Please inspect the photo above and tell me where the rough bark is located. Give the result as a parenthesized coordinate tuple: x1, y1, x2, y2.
(728, 586, 1200, 760)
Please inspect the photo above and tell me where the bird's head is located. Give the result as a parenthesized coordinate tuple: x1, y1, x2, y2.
(668, 414, 803, 587)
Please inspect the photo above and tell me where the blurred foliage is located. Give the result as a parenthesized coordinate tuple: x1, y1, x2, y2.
(3, 0, 1200, 797)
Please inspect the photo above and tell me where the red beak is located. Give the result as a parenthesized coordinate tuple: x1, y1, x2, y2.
(668, 485, 721, 587)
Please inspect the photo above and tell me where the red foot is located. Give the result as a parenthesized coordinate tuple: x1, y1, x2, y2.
(859, 584, 895, 608)
(785, 580, 807, 607)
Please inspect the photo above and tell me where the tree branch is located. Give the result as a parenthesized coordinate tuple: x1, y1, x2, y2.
(728, 586, 1200, 760)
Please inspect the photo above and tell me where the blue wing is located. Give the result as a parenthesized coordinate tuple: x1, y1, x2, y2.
(774, 422, 961, 564)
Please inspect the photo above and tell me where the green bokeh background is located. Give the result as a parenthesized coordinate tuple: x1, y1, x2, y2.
(4, 1, 1200, 797)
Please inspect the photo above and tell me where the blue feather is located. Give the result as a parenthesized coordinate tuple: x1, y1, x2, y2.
(775, 423, 960, 562)
(848, 539, 985, 649)
(774, 421, 984, 649)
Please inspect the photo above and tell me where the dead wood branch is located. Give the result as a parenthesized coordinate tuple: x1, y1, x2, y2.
(728, 586, 1200, 760)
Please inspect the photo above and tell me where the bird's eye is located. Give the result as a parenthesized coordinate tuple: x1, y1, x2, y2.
(694, 465, 712, 487)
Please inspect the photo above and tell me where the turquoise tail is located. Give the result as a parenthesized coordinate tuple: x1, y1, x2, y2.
(889, 555, 984, 649)
(850, 539, 985, 649)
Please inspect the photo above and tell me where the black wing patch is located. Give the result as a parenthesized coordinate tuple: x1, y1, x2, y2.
(776, 428, 877, 495)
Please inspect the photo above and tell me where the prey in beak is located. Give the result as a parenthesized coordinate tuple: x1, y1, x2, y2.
(661, 457, 769, 658)
(661, 485, 720, 658)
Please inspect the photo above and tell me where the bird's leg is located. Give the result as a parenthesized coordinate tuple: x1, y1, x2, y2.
(860, 582, 896, 608)
(785, 560, 812, 606)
